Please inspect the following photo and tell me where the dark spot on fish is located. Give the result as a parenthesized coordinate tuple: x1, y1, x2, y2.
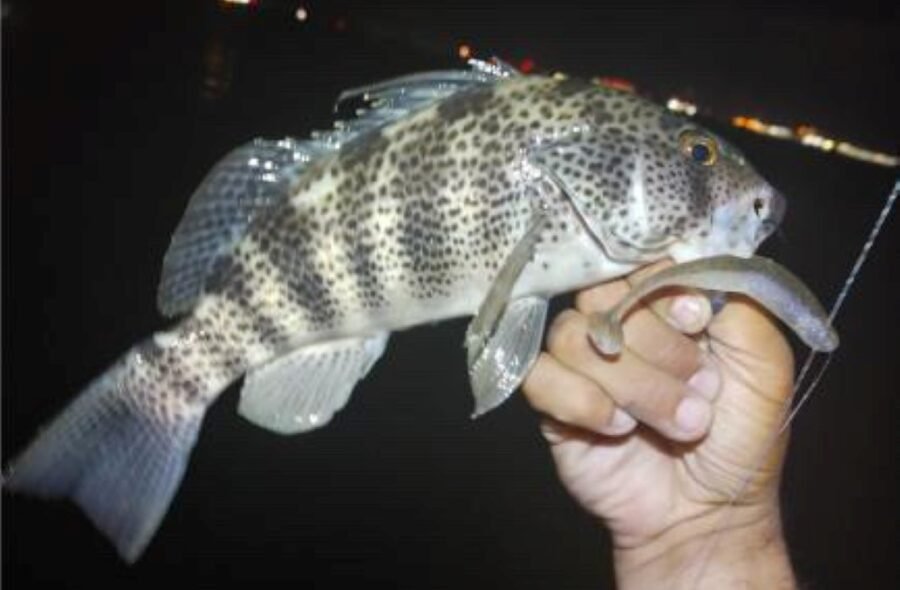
(340, 131, 389, 170)
(437, 87, 495, 123)
(660, 112, 684, 132)
(204, 254, 237, 292)
(554, 77, 593, 97)
(136, 340, 165, 362)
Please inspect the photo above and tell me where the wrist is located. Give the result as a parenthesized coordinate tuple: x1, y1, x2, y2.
(613, 502, 795, 590)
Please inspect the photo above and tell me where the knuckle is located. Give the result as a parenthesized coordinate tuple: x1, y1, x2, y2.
(546, 311, 587, 357)
(655, 338, 700, 378)
(575, 282, 626, 313)
(568, 389, 609, 424)
(574, 290, 598, 313)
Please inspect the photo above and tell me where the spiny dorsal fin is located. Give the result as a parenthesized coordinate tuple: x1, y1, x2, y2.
(157, 59, 515, 316)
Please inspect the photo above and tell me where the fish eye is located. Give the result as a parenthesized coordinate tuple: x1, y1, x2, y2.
(678, 131, 718, 166)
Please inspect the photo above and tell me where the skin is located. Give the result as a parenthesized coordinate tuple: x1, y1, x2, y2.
(522, 259, 797, 589)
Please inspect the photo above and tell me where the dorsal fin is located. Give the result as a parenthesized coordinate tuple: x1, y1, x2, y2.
(157, 59, 515, 316)
(156, 137, 331, 316)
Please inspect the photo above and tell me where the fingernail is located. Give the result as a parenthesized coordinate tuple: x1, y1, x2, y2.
(675, 396, 712, 435)
(688, 363, 721, 400)
(602, 408, 637, 435)
(670, 296, 703, 331)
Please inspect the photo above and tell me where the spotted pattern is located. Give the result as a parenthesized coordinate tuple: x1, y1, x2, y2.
(181, 73, 781, 381)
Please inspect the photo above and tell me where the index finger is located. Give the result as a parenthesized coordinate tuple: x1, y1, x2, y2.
(575, 261, 711, 382)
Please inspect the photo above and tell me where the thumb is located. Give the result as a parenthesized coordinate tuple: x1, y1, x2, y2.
(707, 296, 795, 404)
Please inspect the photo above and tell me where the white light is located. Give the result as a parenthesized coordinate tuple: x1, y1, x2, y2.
(666, 97, 697, 116)
(763, 125, 792, 139)
(295, 6, 309, 22)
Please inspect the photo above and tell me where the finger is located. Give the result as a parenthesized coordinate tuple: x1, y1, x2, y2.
(546, 311, 713, 441)
(573, 259, 674, 314)
(522, 352, 637, 436)
(662, 291, 714, 335)
(577, 284, 710, 383)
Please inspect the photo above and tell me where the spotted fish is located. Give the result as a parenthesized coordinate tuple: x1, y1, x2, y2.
(4, 60, 787, 561)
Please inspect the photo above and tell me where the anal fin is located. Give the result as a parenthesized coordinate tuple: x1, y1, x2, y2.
(239, 333, 389, 435)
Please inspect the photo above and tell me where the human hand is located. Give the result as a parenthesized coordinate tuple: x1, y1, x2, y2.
(522, 260, 797, 589)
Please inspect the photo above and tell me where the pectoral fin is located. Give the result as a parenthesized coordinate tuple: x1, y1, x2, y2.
(465, 214, 546, 363)
(239, 333, 389, 434)
(464, 213, 548, 417)
(468, 296, 548, 417)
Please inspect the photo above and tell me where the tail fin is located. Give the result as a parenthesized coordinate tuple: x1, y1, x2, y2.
(4, 335, 227, 562)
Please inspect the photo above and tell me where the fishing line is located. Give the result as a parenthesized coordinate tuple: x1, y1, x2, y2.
(689, 176, 898, 589)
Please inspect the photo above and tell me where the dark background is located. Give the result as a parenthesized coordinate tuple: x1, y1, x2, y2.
(3, 1, 897, 588)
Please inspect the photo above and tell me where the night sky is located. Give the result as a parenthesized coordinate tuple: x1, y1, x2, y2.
(3, 1, 898, 588)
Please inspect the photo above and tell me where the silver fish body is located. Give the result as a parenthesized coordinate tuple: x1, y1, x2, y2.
(4, 62, 784, 561)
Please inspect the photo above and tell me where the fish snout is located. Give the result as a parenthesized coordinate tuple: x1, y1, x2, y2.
(754, 187, 786, 244)
(767, 189, 787, 228)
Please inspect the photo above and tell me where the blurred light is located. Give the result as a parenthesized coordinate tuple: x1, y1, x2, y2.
(744, 118, 767, 133)
(552, 72, 568, 80)
(764, 124, 793, 139)
(666, 97, 697, 116)
(295, 6, 308, 22)
(595, 77, 636, 93)
(519, 58, 535, 74)
(222, 0, 256, 5)
(200, 36, 233, 101)
(836, 143, 900, 167)
(457, 44, 472, 60)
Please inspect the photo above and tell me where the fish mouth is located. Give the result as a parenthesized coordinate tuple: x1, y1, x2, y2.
(756, 188, 787, 244)
(768, 189, 787, 227)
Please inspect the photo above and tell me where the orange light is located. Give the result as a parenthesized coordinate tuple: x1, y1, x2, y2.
(732, 116, 748, 127)
(744, 118, 766, 133)
(596, 77, 636, 93)
(457, 44, 472, 60)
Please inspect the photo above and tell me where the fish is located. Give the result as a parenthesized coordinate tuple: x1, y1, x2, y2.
(4, 59, 796, 562)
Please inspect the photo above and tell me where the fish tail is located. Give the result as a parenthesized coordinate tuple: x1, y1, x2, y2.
(3, 321, 240, 562)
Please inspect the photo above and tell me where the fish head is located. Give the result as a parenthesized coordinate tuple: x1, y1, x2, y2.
(530, 86, 785, 264)
(662, 125, 786, 262)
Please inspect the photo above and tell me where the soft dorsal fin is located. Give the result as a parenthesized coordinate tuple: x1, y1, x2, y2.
(156, 59, 515, 317)
(156, 137, 329, 316)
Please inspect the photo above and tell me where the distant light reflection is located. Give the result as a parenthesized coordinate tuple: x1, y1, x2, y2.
(201, 36, 233, 101)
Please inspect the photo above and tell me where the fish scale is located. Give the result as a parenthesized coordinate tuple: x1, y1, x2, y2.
(5, 61, 790, 562)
